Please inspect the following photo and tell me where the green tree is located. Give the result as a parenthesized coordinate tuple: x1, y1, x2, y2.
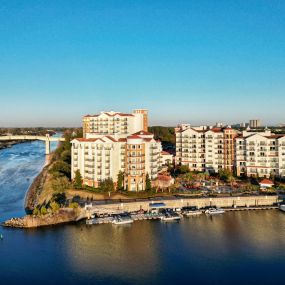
(99, 178, 115, 192)
(145, 173, 152, 191)
(218, 169, 232, 183)
(51, 176, 70, 192)
(74, 170, 83, 189)
(49, 160, 71, 178)
(117, 171, 124, 191)
(51, 192, 67, 206)
(60, 150, 71, 164)
(177, 165, 190, 175)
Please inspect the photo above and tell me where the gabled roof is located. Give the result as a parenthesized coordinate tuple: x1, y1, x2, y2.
(245, 133, 269, 140)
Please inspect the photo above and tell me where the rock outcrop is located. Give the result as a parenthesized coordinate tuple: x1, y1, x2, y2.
(3, 208, 85, 228)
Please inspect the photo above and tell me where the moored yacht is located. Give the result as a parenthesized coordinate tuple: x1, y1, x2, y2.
(112, 215, 134, 225)
(279, 204, 285, 212)
(205, 207, 225, 215)
(160, 212, 181, 222)
(182, 206, 203, 216)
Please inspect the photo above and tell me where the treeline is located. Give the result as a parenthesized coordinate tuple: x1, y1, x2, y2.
(50, 128, 83, 180)
(148, 126, 175, 145)
(0, 127, 82, 136)
(0, 127, 55, 136)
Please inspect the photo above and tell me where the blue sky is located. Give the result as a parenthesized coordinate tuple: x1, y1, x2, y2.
(0, 0, 284, 127)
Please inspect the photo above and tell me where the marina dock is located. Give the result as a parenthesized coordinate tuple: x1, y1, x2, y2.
(85, 203, 280, 225)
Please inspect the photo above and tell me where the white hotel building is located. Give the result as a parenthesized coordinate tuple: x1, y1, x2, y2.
(71, 110, 167, 191)
(175, 124, 236, 173)
(235, 130, 285, 178)
(83, 109, 148, 138)
(176, 124, 285, 178)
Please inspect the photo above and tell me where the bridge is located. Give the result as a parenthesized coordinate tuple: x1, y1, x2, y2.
(0, 134, 65, 154)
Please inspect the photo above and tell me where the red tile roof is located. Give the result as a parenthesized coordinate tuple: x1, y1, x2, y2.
(210, 127, 222, 133)
(259, 179, 274, 185)
(105, 136, 117, 142)
(74, 138, 100, 142)
(127, 135, 142, 139)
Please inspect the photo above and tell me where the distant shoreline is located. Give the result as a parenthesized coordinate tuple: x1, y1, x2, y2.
(0, 140, 29, 150)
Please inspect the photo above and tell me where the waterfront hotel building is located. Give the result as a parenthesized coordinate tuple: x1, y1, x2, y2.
(71, 109, 166, 191)
(175, 124, 236, 173)
(176, 124, 285, 178)
(82, 109, 148, 138)
(235, 130, 285, 178)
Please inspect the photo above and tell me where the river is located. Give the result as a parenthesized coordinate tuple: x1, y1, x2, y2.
(0, 141, 285, 285)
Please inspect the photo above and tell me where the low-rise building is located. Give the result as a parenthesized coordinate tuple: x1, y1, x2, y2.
(160, 151, 173, 166)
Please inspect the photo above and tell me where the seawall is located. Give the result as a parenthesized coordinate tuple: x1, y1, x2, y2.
(89, 195, 280, 214)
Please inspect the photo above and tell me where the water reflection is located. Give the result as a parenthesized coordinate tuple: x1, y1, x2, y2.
(65, 221, 160, 281)
(63, 211, 285, 284)
(180, 211, 285, 260)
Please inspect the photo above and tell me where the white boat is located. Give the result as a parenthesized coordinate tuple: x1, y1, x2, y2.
(112, 216, 134, 225)
(184, 210, 203, 216)
(160, 213, 181, 222)
(182, 206, 203, 216)
(205, 207, 225, 215)
(279, 204, 285, 212)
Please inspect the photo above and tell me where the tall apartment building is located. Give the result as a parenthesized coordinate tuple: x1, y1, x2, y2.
(249, 119, 261, 128)
(235, 130, 285, 178)
(72, 109, 164, 191)
(83, 109, 148, 138)
(175, 125, 236, 173)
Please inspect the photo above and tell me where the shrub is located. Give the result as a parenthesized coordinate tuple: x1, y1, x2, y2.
(50, 201, 60, 213)
(40, 206, 47, 215)
(69, 202, 79, 209)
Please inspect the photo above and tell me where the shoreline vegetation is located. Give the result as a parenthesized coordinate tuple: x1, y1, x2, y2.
(0, 140, 27, 150)
(3, 129, 85, 228)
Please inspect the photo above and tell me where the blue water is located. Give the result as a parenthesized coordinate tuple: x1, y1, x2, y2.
(0, 139, 58, 221)
(0, 142, 285, 285)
